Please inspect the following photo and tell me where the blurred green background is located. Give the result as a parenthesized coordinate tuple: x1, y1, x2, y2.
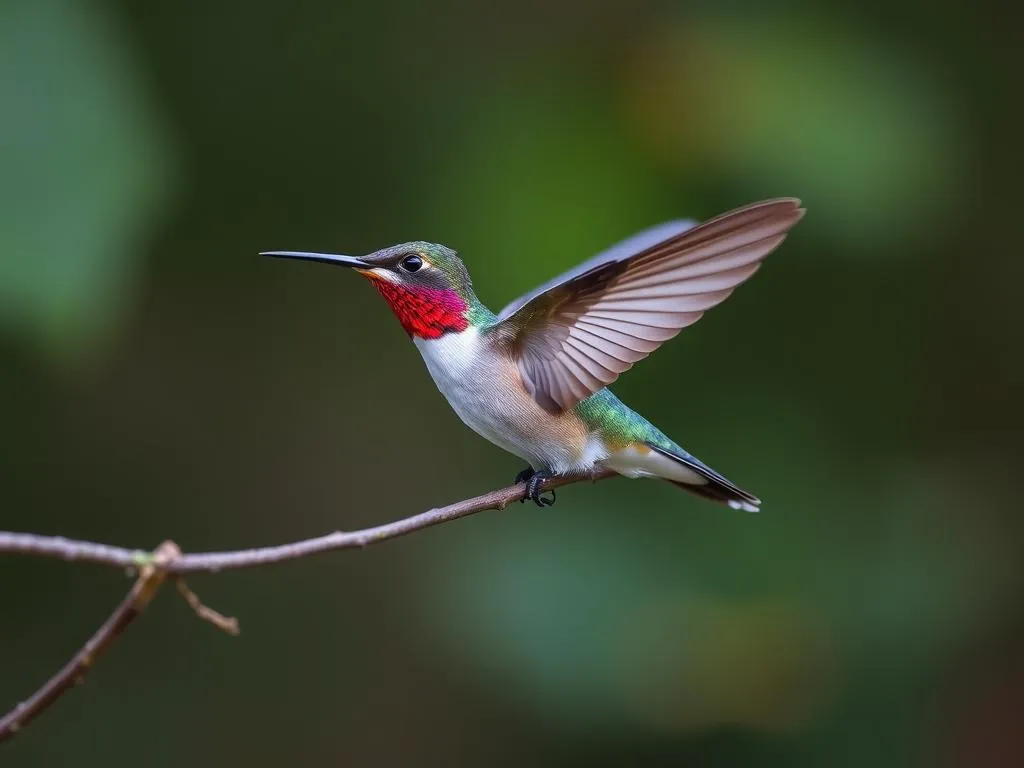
(2, 1, 1021, 766)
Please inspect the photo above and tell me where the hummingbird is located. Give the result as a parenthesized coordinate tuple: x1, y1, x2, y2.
(263, 198, 804, 510)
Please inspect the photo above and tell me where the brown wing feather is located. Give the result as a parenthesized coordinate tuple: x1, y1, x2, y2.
(497, 198, 805, 413)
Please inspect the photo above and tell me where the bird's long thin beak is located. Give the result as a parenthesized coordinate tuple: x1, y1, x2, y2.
(260, 251, 373, 269)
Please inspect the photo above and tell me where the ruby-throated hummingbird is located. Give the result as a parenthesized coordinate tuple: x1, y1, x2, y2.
(264, 198, 804, 510)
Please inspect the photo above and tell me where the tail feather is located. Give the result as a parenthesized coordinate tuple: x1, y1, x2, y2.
(645, 442, 761, 513)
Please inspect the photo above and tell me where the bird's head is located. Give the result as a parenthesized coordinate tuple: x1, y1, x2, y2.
(263, 242, 478, 339)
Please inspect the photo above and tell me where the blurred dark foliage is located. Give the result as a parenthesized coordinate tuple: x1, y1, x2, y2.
(1, 1, 1021, 766)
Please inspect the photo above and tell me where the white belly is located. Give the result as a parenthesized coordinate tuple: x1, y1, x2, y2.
(413, 329, 604, 474)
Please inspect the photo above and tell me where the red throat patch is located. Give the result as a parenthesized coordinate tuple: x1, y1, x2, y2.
(366, 278, 469, 339)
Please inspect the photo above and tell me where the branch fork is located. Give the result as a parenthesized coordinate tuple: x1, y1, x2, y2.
(0, 471, 613, 745)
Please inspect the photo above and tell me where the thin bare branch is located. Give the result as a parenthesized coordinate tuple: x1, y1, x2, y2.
(0, 541, 180, 744)
(0, 472, 615, 744)
(0, 472, 614, 574)
(0, 534, 148, 569)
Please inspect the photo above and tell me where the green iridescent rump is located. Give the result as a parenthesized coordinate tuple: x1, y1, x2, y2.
(573, 388, 682, 454)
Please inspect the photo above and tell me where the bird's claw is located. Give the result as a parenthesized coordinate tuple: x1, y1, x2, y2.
(522, 470, 556, 507)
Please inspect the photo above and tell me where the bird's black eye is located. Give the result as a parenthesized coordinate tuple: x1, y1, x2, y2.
(400, 254, 423, 273)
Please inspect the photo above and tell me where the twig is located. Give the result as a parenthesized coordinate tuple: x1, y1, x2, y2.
(0, 472, 614, 574)
(174, 578, 239, 635)
(0, 472, 615, 744)
(0, 541, 180, 744)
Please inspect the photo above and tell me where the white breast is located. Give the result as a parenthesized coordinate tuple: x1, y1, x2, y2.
(414, 327, 482, 390)
(413, 329, 602, 473)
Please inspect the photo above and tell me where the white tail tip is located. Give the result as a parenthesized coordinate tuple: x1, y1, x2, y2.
(728, 499, 761, 513)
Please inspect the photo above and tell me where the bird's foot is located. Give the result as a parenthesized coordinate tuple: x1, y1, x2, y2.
(523, 469, 556, 507)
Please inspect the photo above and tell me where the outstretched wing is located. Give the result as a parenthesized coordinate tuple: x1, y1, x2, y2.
(497, 219, 697, 320)
(493, 198, 805, 413)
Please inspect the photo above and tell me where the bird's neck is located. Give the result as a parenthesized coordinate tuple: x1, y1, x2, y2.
(369, 280, 493, 340)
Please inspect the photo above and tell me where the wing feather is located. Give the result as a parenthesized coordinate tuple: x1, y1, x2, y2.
(572, 324, 659, 357)
(565, 335, 634, 374)
(497, 219, 698, 319)
(497, 199, 804, 412)
(576, 317, 680, 344)
(586, 308, 701, 327)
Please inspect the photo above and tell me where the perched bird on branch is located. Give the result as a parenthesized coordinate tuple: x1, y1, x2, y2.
(265, 198, 804, 510)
